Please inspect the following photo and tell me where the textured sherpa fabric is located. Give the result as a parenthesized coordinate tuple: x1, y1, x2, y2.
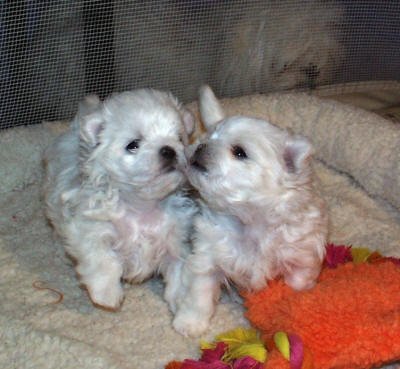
(1, 93, 400, 369)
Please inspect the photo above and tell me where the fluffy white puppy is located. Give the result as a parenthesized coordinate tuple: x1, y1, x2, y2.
(173, 86, 328, 336)
(216, 0, 344, 96)
(44, 89, 197, 311)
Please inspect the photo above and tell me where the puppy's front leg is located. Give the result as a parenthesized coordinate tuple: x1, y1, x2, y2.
(67, 222, 124, 310)
(162, 256, 185, 313)
(77, 252, 123, 310)
(173, 266, 220, 337)
(281, 244, 324, 291)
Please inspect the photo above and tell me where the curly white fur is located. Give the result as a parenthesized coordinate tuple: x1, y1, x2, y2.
(173, 86, 328, 336)
(44, 89, 197, 311)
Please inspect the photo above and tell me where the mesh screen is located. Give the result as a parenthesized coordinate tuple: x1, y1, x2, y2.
(1, 0, 399, 130)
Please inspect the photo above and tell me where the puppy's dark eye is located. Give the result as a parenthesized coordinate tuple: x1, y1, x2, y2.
(231, 145, 248, 160)
(126, 139, 141, 153)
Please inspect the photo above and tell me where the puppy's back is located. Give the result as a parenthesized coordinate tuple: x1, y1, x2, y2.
(44, 95, 101, 223)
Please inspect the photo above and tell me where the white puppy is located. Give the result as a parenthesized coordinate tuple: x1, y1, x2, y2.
(44, 89, 197, 311)
(216, 0, 344, 96)
(173, 86, 328, 336)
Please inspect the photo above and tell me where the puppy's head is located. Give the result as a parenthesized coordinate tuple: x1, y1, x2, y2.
(79, 89, 195, 200)
(188, 86, 314, 215)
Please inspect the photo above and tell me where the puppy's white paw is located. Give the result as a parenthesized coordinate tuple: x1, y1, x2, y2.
(284, 266, 319, 291)
(87, 279, 124, 311)
(172, 307, 211, 337)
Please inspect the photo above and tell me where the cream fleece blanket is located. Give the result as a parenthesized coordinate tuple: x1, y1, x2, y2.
(1, 93, 400, 369)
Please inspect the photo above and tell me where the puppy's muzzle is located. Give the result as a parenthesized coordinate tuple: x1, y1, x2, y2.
(190, 144, 208, 172)
(159, 145, 177, 173)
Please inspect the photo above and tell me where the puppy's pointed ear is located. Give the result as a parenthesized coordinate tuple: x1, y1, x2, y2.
(283, 135, 314, 174)
(180, 107, 195, 137)
(199, 85, 226, 132)
(76, 95, 104, 147)
(78, 94, 101, 116)
(80, 112, 104, 147)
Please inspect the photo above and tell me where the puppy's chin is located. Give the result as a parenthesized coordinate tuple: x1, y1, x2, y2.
(186, 167, 228, 211)
(186, 165, 207, 189)
(137, 169, 184, 201)
(187, 166, 255, 216)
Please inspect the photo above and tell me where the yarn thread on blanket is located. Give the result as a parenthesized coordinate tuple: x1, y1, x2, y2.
(32, 280, 64, 305)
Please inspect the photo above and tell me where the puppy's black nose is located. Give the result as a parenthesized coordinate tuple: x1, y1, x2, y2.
(190, 144, 207, 172)
(159, 145, 176, 161)
(193, 144, 206, 157)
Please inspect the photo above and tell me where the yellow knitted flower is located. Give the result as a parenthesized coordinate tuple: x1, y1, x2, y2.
(351, 247, 372, 264)
(201, 328, 267, 363)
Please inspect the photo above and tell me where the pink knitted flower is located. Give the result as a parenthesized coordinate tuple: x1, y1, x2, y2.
(233, 356, 263, 369)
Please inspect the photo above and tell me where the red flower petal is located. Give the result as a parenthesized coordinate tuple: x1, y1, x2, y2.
(201, 342, 228, 363)
(324, 244, 353, 268)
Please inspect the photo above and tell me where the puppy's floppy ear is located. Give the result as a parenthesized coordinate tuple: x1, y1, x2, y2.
(80, 111, 104, 147)
(283, 135, 314, 174)
(199, 85, 226, 132)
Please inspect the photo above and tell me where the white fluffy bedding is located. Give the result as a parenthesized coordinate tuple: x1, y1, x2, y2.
(1, 93, 400, 369)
